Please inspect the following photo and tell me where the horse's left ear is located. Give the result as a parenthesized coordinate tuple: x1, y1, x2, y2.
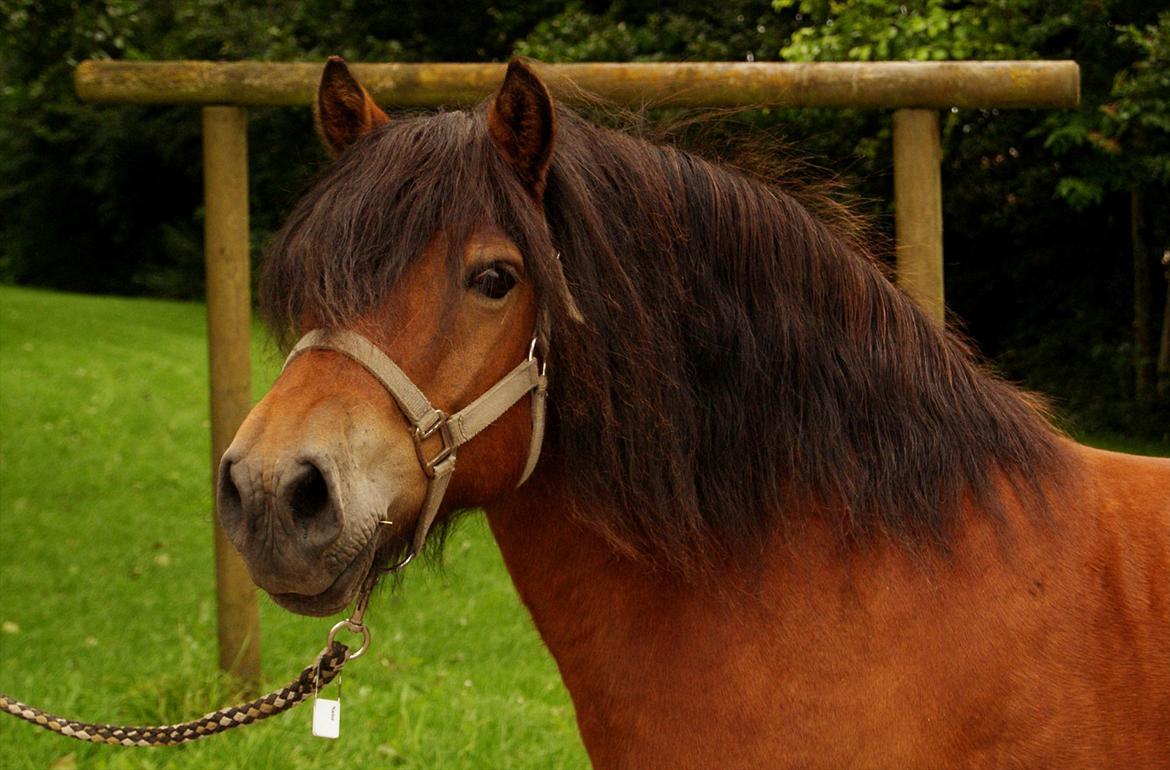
(488, 60, 556, 200)
(316, 56, 390, 157)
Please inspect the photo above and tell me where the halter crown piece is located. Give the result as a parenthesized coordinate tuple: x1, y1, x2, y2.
(283, 326, 549, 573)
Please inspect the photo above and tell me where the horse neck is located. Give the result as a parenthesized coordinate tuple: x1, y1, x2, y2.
(484, 468, 648, 647)
(481, 448, 1158, 767)
(482, 464, 840, 764)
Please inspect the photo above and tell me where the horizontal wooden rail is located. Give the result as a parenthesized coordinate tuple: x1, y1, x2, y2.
(75, 60, 1080, 109)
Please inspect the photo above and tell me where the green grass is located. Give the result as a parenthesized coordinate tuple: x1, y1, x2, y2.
(0, 286, 589, 769)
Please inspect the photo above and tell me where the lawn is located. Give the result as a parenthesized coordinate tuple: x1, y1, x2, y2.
(0, 285, 589, 770)
(1, 286, 1166, 770)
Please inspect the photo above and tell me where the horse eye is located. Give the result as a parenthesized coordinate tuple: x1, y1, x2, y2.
(467, 264, 517, 300)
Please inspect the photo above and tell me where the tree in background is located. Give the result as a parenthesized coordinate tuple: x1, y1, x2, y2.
(0, 0, 1165, 439)
(1100, 14, 1170, 401)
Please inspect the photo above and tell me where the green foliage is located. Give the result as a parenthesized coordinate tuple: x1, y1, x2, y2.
(769, 0, 1165, 205)
(1102, 12, 1170, 186)
(515, 1, 790, 62)
(774, 0, 1032, 61)
(1053, 176, 1104, 210)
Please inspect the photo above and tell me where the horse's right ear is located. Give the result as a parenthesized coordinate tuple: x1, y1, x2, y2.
(316, 56, 390, 157)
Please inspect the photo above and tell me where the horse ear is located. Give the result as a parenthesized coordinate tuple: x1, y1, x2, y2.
(488, 60, 556, 199)
(316, 56, 390, 157)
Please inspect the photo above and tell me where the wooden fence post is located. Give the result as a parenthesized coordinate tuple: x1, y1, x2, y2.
(893, 108, 945, 325)
(202, 105, 261, 686)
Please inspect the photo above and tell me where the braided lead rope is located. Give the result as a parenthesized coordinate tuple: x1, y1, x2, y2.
(0, 642, 349, 747)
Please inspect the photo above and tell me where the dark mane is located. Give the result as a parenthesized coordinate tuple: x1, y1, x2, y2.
(261, 103, 1070, 571)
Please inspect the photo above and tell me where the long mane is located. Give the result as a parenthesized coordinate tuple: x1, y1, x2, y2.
(261, 104, 1070, 571)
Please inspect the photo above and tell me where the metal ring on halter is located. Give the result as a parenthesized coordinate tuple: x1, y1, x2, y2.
(380, 548, 415, 574)
(327, 619, 372, 660)
(375, 519, 418, 574)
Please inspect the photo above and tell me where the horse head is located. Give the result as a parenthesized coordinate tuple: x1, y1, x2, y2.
(217, 58, 558, 616)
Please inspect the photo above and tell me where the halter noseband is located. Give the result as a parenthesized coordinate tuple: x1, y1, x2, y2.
(282, 327, 548, 572)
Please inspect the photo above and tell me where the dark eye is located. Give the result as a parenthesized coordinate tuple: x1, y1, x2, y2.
(467, 263, 517, 300)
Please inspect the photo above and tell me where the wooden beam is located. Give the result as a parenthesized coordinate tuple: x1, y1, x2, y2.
(202, 105, 261, 687)
(893, 108, 945, 325)
(76, 60, 1080, 109)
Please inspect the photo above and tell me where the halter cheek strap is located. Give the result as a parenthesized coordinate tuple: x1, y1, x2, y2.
(282, 328, 548, 566)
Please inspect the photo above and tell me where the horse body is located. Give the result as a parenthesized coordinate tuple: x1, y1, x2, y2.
(488, 444, 1168, 767)
(220, 58, 1170, 768)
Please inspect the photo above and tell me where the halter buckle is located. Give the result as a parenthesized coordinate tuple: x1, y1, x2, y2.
(412, 411, 455, 478)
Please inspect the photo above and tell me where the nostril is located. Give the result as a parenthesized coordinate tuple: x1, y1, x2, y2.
(217, 459, 245, 540)
(289, 463, 331, 523)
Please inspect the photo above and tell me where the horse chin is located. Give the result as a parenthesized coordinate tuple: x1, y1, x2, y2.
(267, 539, 378, 617)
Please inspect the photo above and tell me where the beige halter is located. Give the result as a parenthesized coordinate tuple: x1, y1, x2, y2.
(283, 328, 548, 568)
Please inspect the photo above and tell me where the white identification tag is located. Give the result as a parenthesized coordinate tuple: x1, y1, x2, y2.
(312, 697, 341, 739)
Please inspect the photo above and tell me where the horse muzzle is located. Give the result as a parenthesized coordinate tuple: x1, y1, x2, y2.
(214, 366, 423, 615)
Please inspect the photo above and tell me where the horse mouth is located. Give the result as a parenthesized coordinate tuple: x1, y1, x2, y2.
(268, 539, 379, 617)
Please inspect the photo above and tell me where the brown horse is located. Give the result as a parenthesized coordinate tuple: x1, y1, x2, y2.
(219, 58, 1170, 768)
